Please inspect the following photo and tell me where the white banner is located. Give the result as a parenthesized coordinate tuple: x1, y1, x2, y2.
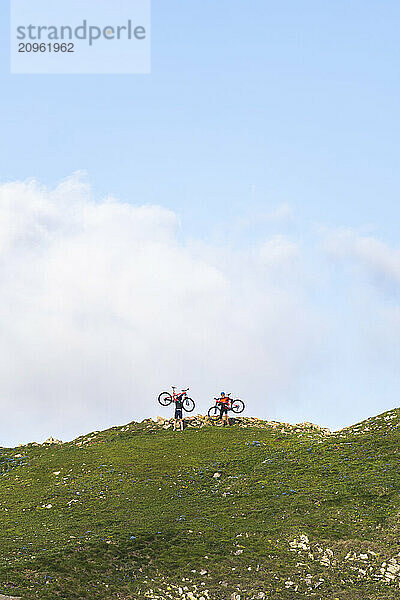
(10, 0, 151, 74)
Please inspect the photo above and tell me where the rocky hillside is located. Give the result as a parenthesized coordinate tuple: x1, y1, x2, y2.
(0, 409, 399, 599)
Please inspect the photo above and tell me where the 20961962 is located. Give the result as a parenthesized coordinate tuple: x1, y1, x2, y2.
(18, 42, 74, 52)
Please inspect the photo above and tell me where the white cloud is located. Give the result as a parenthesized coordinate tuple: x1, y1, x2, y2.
(323, 226, 400, 383)
(258, 235, 299, 268)
(0, 175, 318, 445)
(234, 202, 293, 232)
(325, 228, 400, 286)
(268, 202, 293, 221)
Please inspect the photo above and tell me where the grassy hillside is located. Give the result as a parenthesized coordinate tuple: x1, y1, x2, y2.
(0, 410, 399, 600)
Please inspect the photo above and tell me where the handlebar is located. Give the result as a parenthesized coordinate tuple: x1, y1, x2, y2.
(181, 387, 189, 392)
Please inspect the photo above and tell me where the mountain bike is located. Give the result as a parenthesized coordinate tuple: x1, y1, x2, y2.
(207, 394, 245, 420)
(157, 387, 195, 412)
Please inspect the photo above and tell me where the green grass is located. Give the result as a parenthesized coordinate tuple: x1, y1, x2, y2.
(0, 410, 399, 599)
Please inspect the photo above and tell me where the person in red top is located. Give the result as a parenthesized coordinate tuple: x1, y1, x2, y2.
(216, 392, 230, 426)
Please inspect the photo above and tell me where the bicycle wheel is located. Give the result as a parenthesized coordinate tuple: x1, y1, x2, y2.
(208, 406, 220, 420)
(158, 392, 172, 406)
(183, 397, 195, 412)
(231, 399, 245, 413)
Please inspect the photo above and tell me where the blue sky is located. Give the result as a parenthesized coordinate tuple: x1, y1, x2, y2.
(0, 1, 399, 444)
(1, 0, 400, 236)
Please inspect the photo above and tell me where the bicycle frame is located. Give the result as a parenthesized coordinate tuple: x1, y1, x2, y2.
(171, 387, 188, 402)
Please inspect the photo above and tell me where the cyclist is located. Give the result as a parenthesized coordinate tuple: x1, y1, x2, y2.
(173, 391, 185, 431)
(216, 391, 230, 425)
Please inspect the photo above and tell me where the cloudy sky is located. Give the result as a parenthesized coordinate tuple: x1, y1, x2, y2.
(0, 1, 399, 445)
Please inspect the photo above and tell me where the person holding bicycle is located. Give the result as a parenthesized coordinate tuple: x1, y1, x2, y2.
(173, 391, 185, 431)
(157, 387, 195, 431)
(207, 393, 245, 421)
(216, 391, 230, 425)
